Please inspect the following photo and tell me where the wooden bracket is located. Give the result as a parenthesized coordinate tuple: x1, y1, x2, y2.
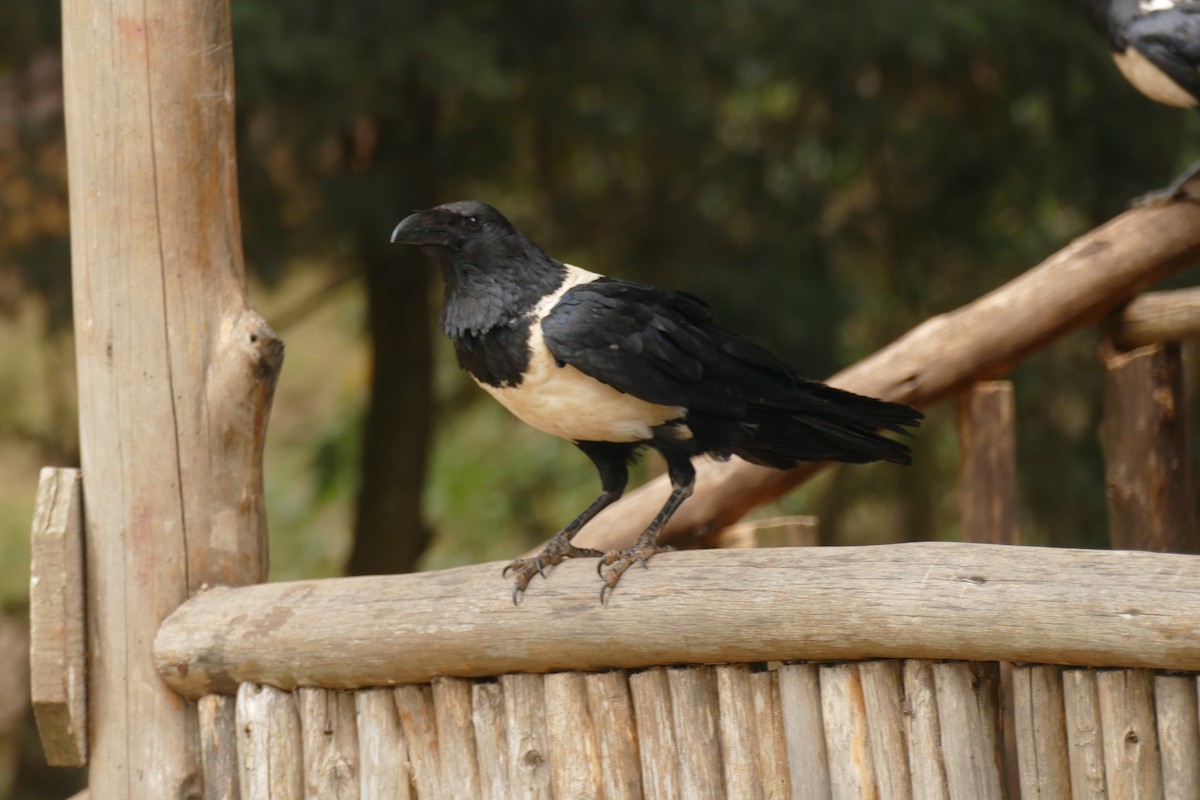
(30, 467, 87, 767)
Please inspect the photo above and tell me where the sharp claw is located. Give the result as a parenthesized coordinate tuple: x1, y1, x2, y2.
(600, 583, 612, 604)
(535, 559, 546, 579)
(511, 585, 521, 605)
(502, 562, 513, 578)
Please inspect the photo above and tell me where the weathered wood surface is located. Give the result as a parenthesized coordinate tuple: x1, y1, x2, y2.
(715, 665, 765, 800)
(199, 694, 240, 800)
(236, 683, 303, 800)
(298, 688, 359, 799)
(1011, 665, 1070, 800)
(629, 668, 680, 800)
(157, 543, 1200, 695)
(778, 664, 832, 800)
(354, 688, 411, 800)
(667, 667, 723, 800)
(431, 676, 479, 800)
(543, 672, 601, 800)
(1062, 670, 1109, 800)
(820, 663, 876, 800)
(1154, 673, 1200, 798)
(553, 200, 1200, 554)
(1100, 340, 1198, 553)
(933, 661, 1005, 800)
(958, 381, 1018, 545)
(584, 671, 642, 800)
(902, 661, 949, 800)
(859, 660, 911, 800)
(470, 682, 509, 800)
(749, 670, 790, 800)
(1109, 286, 1200, 348)
(63, 0, 284, 794)
(29, 467, 87, 767)
(394, 685, 439, 800)
(1097, 669, 1163, 799)
(501, 673, 552, 800)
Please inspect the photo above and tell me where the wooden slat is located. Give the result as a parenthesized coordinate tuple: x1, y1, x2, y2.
(585, 671, 642, 800)
(543, 672, 602, 799)
(1062, 669, 1108, 800)
(668, 666, 724, 800)
(933, 662, 1005, 800)
(156, 544, 1200, 696)
(629, 668, 680, 800)
(199, 694, 240, 800)
(555, 198, 1200, 554)
(779, 663, 832, 800)
(1155, 673, 1200, 798)
(1010, 665, 1070, 800)
(902, 661, 949, 800)
(354, 688, 412, 800)
(393, 685, 440, 800)
(749, 670, 790, 800)
(501, 673, 552, 800)
(298, 688, 359, 799)
(1096, 669, 1164, 798)
(432, 676, 480, 799)
(716, 665, 764, 800)
(29, 467, 87, 767)
(236, 683, 303, 800)
(859, 660, 912, 800)
(820, 663, 876, 800)
(958, 381, 1018, 545)
(471, 682, 509, 800)
(1100, 340, 1198, 553)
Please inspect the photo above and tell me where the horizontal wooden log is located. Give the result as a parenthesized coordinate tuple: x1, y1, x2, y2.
(155, 543, 1200, 696)
(557, 201, 1200, 554)
(1108, 286, 1200, 349)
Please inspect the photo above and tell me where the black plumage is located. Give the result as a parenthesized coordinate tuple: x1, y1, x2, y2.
(1086, 0, 1200, 201)
(392, 201, 923, 600)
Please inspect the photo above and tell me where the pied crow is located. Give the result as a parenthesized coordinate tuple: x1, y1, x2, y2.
(391, 201, 923, 601)
(1086, 0, 1200, 202)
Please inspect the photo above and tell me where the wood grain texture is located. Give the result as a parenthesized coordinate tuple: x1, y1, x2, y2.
(1062, 670, 1108, 800)
(779, 664, 832, 800)
(394, 685, 439, 800)
(550, 199, 1200, 554)
(820, 663, 876, 800)
(629, 668, 681, 800)
(471, 682, 509, 800)
(749, 670, 790, 800)
(156, 544, 1200, 695)
(543, 672, 602, 800)
(501, 673, 552, 800)
(668, 666, 724, 800)
(199, 694, 240, 800)
(1096, 669, 1164, 799)
(1010, 665, 1070, 800)
(716, 664, 765, 800)
(933, 662, 1005, 800)
(1100, 340, 1199, 553)
(958, 382, 1018, 545)
(902, 661, 949, 800)
(298, 688, 359, 799)
(859, 660, 912, 800)
(431, 676, 480, 800)
(63, 0, 284, 793)
(1154, 673, 1200, 798)
(585, 671, 642, 800)
(29, 467, 87, 767)
(1108, 286, 1200, 348)
(236, 683, 302, 800)
(354, 688, 412, 800)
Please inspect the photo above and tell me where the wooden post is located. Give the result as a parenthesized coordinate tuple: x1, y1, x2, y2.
(958, 381, 1018, 546)
(61, 0, 282, 795)
(1100, 338, 1198, 553)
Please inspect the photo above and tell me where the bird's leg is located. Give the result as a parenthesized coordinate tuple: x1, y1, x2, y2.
(599, 450, 695, 601)
(1132, 158, 1200, 207)
(504, 442, 631, 602)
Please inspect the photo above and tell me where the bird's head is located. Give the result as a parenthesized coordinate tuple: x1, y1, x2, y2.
(390, 201, 520, 260)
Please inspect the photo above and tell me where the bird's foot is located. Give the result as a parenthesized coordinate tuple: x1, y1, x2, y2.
(597, 542, 676, 603)
(503, 538, 604, 603)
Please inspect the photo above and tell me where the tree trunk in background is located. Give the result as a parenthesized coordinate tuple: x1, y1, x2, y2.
(347, 91, 438, 576)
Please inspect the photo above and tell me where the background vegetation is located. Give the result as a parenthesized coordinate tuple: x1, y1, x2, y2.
(1, 1, 1199, 795)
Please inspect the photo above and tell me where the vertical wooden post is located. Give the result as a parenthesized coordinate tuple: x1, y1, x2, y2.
(1099, 339, 1198, 553)
(958, 381, 1018, 545)
(61, 0, 282, 795)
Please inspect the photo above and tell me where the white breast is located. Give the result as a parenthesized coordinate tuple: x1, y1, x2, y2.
(474, 265, 687, 444)
(1114, 48, 1199, 109)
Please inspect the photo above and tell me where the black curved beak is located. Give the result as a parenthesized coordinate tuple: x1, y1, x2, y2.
(390, 212, 430, 245)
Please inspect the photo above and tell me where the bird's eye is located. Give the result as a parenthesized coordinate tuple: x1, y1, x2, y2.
(466, 216, 480, 230)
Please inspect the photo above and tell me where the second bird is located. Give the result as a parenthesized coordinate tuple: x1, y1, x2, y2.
(392, 201, 923, 601)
